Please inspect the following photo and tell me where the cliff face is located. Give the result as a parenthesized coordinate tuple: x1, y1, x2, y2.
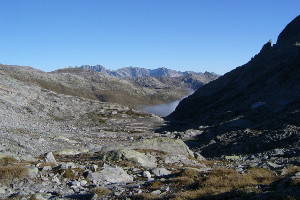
(167, 15, 300, 157)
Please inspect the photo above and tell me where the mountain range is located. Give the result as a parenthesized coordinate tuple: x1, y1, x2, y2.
(79, 65, 215, 79)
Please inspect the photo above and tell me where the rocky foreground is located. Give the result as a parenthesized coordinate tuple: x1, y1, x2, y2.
(0, 137, 299, 200)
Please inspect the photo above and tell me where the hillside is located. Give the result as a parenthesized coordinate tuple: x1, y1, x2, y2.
(0, 66, 217, 109)
(168, 15, 300, 157)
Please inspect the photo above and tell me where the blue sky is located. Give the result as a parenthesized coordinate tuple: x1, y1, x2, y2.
(0, 0, 300, 74)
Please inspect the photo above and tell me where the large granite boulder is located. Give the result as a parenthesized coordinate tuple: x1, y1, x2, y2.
(103, 149, 157, 168)
(86, 164, 133, 184)
(102, 137, 194, 157)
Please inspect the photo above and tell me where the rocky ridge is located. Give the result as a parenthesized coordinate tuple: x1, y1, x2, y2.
(79, 65, 217, 79)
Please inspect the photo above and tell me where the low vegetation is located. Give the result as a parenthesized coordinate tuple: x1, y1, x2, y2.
(92, 187, 112, 196)
(0, 157, 28, 182)
(171, 167, 277, 199)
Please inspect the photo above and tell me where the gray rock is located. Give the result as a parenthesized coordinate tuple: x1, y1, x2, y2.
(69, 180, 81, 187)
(51, 176, 60, 184)
(0, 186, 7, 194)
(151, 190, 161, 195)
(142, 171, 151, 179)
(151, 168, 171, 177)
(58, 162, 76, 170)
(267, 161, 283, 169)
(292, 172, 300, 179)
(104, 149, 157, 168)
(91, 164, 98, 172)
(86, 164, 133, 184)
(26, 165, 39, 179)
(44, 152, 57, 165)
(54, 148, 88, 156)
(42, 166, 52, 171)
(164, 154, 206, 167)
(225, 155, 241, 161)
(80, 180, 88, 186)
(31, 193, 47, 200)
(102, 137, 194, 157)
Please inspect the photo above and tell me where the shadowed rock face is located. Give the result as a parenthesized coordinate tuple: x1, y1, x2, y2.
(277, 15, 300, 45)
(167, 15, 300, 157)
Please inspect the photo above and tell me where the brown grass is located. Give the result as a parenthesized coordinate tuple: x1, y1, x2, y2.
(93, 188, 112, 196)
(283, 165, 300, 175)
(289, 178, 300, 186)
(282, 196, 300, 200)
(38, 162, 57, 168)
(247, 167, 276, 184)
(0, 157, 17, 166)
(0, 166, 28, 181)
(148, 181, 165, 190)
(132, 193, 162, 200)
(172, 167, 277, 200)
(57, 168, 84, 179)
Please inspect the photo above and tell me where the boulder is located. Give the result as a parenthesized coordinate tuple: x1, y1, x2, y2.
(86, 164, 133, 184)
(164, 154, 206, 167)
(58, 162, 76, 170)
(26, 165, 39, 179)
(151, 168, 171, 177)
(102, 137, 194, 157)
(142, 171, 151, 179)
(225, 155, 241, 161)
(103, 149, 157, 168)
(44, 152, 57, 165)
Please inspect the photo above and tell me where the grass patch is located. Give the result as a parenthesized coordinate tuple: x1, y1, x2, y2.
(172, 167, 277, 200)
(54, 168, 85, 179)
(283, 165, 300, 175)
(93, 188, 112, 196)
(38, 162, 57, 168)
(0, 157, 17, 166)
(132, 193, 162, 200)
(148, 181, 165, 190)
(0, 166, 28, 181)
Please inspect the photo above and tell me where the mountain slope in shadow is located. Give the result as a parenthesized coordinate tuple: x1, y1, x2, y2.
(167, 15, 300, 157)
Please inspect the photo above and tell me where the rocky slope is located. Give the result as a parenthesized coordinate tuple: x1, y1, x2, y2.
(0, 66, 217, 109)
(167, 15, 300, 158)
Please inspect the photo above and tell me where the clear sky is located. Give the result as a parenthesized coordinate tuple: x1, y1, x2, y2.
(0, 0, 300, 74)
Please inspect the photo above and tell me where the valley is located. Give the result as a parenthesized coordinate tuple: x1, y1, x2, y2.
(0, 14, 299, 200)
